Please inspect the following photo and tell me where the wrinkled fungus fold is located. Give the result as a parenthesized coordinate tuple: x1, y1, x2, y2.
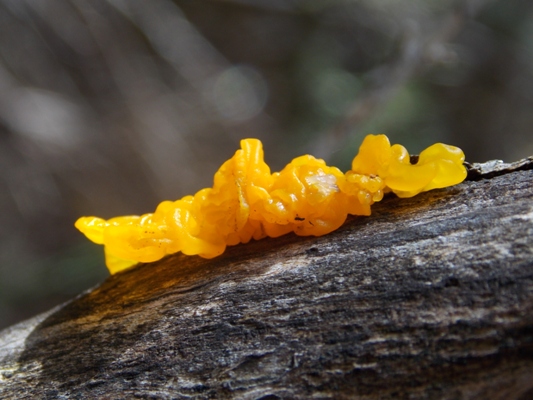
(75, 134, 466, 274)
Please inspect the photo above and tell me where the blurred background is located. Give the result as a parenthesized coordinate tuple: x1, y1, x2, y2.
(1, 0, 533, 330)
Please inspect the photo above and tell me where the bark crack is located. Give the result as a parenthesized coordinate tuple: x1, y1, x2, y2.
(465, 156, 533, 180)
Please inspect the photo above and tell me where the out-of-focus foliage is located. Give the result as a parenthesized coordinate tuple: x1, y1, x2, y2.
(1, 0, 532, 329)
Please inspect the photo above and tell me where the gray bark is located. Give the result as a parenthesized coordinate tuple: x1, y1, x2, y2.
(1, 159, 532, 400)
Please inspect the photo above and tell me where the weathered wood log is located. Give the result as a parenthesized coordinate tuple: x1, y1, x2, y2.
(1, 159, 532, 399)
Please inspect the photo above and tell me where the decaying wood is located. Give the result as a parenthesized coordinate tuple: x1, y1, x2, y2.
(1, 159, 532, 399)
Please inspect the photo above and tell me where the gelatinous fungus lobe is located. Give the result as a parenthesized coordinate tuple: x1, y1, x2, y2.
(75, 134, 466, 274)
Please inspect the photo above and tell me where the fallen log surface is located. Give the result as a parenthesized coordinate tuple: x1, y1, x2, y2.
(1, 158, 532, 399)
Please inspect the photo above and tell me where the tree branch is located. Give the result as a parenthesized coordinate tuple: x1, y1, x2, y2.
(1, 159, 533, 399)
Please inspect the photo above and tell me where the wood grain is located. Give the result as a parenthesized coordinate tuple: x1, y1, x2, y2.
(1, 160, 532, 399)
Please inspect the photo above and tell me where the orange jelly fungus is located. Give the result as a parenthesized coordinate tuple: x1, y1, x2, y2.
(75, 134, 466, 274)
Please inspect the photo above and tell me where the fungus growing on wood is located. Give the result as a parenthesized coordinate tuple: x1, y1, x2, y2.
(75, 135, 466, 274)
